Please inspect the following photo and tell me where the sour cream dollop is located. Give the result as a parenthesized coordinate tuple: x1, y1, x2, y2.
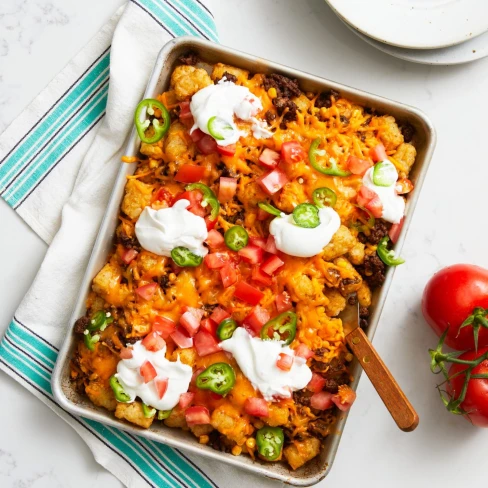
(362, 166, 405, 224)
(135, 199, 208, 257)
(115, 340, 192, 411)
(269, 207, 341, 258)
(190, 80, 272, 146)
(220, 328, 312, 401)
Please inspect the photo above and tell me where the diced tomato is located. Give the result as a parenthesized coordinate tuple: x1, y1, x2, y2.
(179, 101, 192, 119)
(365, 195, 383, 219)
(205, 216, 217, 231)
(174, 164, 205, 183)
(180, 311, 202, 337)
(281, 141, 306, 164)
(295, 343, 313, 360)
(257, 208, 270, 221)
(265, 235, 278, 254)
(307, 372, 326, 393)
(170, 260, 183, 275)
(258, 148, 280, 169)
(185, 406, 211, 426)
(257, 168, 288, 195)
(200, 318, 218, 338)
(251, 265, 273, 286)
(155, 378, 169, 399)
(370, 143, 388, 162)
(357, 185, 383, 219)
(389, 217, 404, 244)
(135, 283, 158, 300)
(244, 397, 269, 417)
(275, 291, 292, 313)
(347, 155, 373, 175)
(332, 385, 357, 412)
(210, 307, 230, 324)
(121, 248, 138, 265)
(179, 392, 194, 409)
(206, 229, 224, 248)
(152, 316, 176, 339)
(244, 306, 270, 334)
(238, 245, 264, 265)
(261, 255, 284, 276)
(170, 327, 194, 349)
(188, 203, 207, 218)
(249, 236, 267, 250)
(220, 263, 238, 288)
(234, 282, 264, 305)
(197, 134, 218, 154)
(218, 177, 237, 202)
(276, 353, 294, 371)
(310, 391, 334, 410)
(396, 178, 414, 195)
(141, 332, 166, 352)
(216, 144, 236, 157)
(120, 347, 133, 360)
(194, 330, 221, 356)
(182, 307, 205, 321)
(140, 361, 157, 383)
(172, 190, 203, 207)
(190, 128, 205, 143)
(152, 187, 172, 204)
(204, 252, 228, 269)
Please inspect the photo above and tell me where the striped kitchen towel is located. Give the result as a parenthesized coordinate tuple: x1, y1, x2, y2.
(0, 2, 282, 487)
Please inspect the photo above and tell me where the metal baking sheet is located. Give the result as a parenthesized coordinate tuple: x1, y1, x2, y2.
(51, 36, 436, 486)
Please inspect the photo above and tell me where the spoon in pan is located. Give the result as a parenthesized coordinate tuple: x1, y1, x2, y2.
(340, 297, 419, 432)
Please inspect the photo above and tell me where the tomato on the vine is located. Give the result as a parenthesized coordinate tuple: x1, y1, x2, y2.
(422, 264, 488, 350)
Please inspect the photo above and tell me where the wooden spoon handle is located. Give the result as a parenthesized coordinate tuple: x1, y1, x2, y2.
(345, 327, 419, 432)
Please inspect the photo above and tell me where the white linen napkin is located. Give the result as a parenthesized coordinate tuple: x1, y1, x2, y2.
(0, 1, 283, 487)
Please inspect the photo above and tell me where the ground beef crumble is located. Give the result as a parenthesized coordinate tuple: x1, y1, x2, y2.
(214, 71, 237, 84)
(263, 73, 301, 98)
(358, 220, 390, 245)
(315, 89, 340, 109)
(74, 316, 90, 334)
(178, 51, 198, 65)
(357, 254, 386, 289)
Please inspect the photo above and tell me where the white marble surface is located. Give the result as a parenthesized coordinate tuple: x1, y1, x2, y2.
(1, 0, 488, 486)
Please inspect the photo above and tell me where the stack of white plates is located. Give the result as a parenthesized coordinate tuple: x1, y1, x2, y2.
(325, 0, 488, 65)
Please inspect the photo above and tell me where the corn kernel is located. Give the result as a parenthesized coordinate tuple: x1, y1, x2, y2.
(199, 435, 209, 444)
(231, 446, 242, 456)
(245, 438, 256, 449)
(149, 158, 159, 169)
(320, 107, 328, 118)
(268, 87, 277, 99)
(169, 273, 176, 282)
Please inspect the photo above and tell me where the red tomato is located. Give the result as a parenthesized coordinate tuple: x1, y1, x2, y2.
(365, 195, 383, 218)
(396, 178, 414, 195)
(347, 155, 373, 175)
(141, 332, 166, 352)
(265, 235, 278, 254)
(295, 343, 313, 360)
(189, 128, 205, 143)
(234, 282, 264, 305)
(220, 263, 238, 288)
(172, 190, 203, 207)
(179, 101, 192, 119)
(332, 385, 357, 412)
(422, 264, 488, 350)
(257, 168, 289, 195)
(204, 252, 228, 269)
(155, 378, 169, 399)
(370, 143, 388, 162)
(140, 361, 157, 383)
(249, 236, 267, 250)
(194, 330, 221, 357)
(135, 283, 158, 300)
(238, 245, 264, 265)
(205, 216, 218, 231)
(275, 291, 292, 313)
(121, 248, 138, 264)
(307, 373, 326, 393)
(182, 306, 205, 321)
(152, 187, 172, 204)
(244, 397, 269, 417)
(152, 316, 176, 339)
(216, 144, 236, 157)
(120, 347, 133, 359)
(197, 134, 218, 154)
(179, 392, 194, 409)
(389, 217, 404, 244)
(261, 255, 284, 275)
(218, 177, 237, 202)
(276, 353, 294, 371)
(310, 391, 334, 410)
(281, 141, 306, 164)
(446, 347, 488, 427)
(206, 229, 224, 248)
(174, 164, 205, 183)
(210, 307, 230, 324)
(258, 148, 280, 169)
(179, 311, 202, 337)
(170, 327, 194, 349)
(200, 318, 218, 338)
(185, 406, 211, 426)
(244, 306, 270, 334)
(251, 265, 273, 286)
